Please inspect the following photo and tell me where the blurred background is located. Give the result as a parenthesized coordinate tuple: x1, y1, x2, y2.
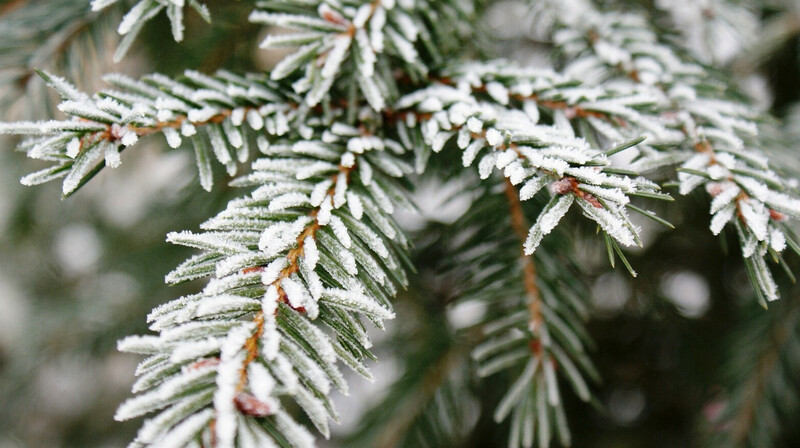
(2, 0, 800, 447)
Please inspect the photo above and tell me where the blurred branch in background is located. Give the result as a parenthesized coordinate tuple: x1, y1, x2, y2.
(0, 1, 247, 446)
(0, 0, 121, 120)
(701, 292, 800, 448)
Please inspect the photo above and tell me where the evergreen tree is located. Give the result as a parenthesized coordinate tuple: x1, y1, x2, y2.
(1, 0, 800, 447)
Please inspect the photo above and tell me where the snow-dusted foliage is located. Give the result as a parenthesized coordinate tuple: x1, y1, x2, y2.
(445, 187, 597, 447)
(1, 0, 800, 447)
(654, 0, 759, 65)
(396, 62, 674, 258)
(531, 2, 800, 304)
(117, 122, 411, 445)
(0, 69, 303, 195)
(248, 0, 470, 112)
(92, 0, 211, 60)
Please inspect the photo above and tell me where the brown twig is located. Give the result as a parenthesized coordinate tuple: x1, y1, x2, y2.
(504, 178, 543, 344)
(234, 163, 354, 393)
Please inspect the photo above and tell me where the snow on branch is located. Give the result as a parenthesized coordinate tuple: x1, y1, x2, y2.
(3, 1, 800, 447)
(440, 184, 597, 448)
(654, 0, 759, 65)
(92, 0, 211, 60)
(118, 122, 412, 446)
(0, 69, 304, 195)
(250, 0, 470, 110)
(395, 61, 672, 257)
(538, 2, 800, 304)
(0, 0, 122, 119)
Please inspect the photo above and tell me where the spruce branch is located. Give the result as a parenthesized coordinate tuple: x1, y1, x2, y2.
(0, 69, 304, 195)
(0, 0, 120, 119)
(504, 178, 544, 331)
(115, 120, 412, 446)
(395, 62, 671, 257)
(3, 0, 800, 447)
(373, 346, 472, 448)
(438, 183, 597, 448)
(654, 0, 759, 66)
(233, 159, 356, 394)
(536, 1, 800, 303)
(249, 0, 471, 111)
(341, 280, 478, 448)
(92, 0, 212, 60)
(708, 300, 800, 448)
(729, 3, 800, 76)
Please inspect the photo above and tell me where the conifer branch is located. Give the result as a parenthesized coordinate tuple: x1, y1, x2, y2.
(3, 1, 800, 447)
(0, 69, 304, 194)
(342, 301, 478, 448)
(236, 162, 354, 395)
(250, 0, 472, 110)
(373, 346, 466, 448)
(432, 184, 597, 448)
(654, 0, 759, 66)
(98, 103, 412, 445)
(0, 0, 120, 118)
(709, 301, 800, 448)
(730, 328, 787, 446)
(92, 0, 212, 60)
(536, 2, 800, 302)
(396, 62, 671, 257)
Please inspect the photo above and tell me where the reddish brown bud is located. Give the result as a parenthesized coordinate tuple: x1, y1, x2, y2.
(549, 178, 573, 195)
(582, 193, 603, 208)
(550, 358, 559, 371)
(234, 393, 274, 417)
(769, 209, 787, 222)
(321, 8, 348, 26)
(529, 339, 542, 355)
(706, 182, 725, 197)
(188, 358, 220, 371)
(242, 266, 265, 275)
